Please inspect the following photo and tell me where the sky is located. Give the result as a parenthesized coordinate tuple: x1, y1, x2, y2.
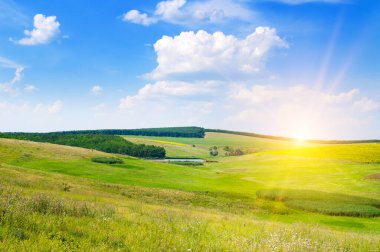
(0, 0, 380, 139)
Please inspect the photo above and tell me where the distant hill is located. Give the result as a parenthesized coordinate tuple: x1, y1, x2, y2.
(206, 129, 380, 144)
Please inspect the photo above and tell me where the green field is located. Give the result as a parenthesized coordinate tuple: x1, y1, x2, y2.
(1, 133, 380, 251)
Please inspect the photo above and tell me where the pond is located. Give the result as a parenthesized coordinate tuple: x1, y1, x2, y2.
(153, 158, 205, 163)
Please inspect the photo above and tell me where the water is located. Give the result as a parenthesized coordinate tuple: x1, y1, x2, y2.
(154, 158, 205, 163)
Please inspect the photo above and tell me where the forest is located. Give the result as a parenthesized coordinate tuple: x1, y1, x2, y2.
(0, 133, 166, 158)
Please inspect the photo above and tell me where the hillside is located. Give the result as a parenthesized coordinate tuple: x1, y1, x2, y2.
(1, 135, 380, 250)
(123, 132, 313, 158)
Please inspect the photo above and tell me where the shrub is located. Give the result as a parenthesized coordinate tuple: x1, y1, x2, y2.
(62, 183, 71, 192)
(91, 157, 124, 164)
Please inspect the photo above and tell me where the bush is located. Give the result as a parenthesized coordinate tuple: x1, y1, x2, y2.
(223, 146, 245, 156)
(91, 157, 124, 164)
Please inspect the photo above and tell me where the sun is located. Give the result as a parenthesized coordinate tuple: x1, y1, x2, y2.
(295, 135, 306, 143)
(293, 130, 310, 143)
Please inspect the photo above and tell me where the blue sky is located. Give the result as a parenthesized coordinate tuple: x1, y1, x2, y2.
(0, 0, 379, 139)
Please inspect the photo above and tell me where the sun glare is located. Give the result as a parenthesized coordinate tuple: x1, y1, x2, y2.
(294, 130, 310, 143)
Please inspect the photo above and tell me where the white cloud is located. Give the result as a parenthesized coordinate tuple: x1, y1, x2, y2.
(115, 26, 379, 139)
(122, 10, 157, 26)
(11, 67, 24, 84)
(120, 80, 218, 109)
(227, 84, 379, 139)
(322, 89, 359, 104)
(122, 0, 253, 26)
(90, 85, 103, 96)
(149, 27, 287, 79)
(13, 14, 60, 45)
(154, 0, 187, 21)
(229, 84, 374, 107)
(0, 56, 24, 94)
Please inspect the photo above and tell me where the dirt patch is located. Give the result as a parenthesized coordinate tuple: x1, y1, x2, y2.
(365, 173, 380, 180)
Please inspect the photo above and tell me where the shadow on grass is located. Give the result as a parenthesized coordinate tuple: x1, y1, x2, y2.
(256, 189, 380, 217)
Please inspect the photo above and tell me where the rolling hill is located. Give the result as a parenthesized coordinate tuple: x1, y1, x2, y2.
(0, 131, 380, 251)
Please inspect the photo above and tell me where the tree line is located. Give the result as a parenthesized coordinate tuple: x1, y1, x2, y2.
(45, 126, 206, 138)
(0, 133, 166, 159)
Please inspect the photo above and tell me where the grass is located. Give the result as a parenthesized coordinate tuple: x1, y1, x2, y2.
(0, 133, 380, 250)
(267, 144, 380, 163)
(0, 165, 379, 251)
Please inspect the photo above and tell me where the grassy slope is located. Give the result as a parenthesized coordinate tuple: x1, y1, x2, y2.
(1, 136, 380, 250)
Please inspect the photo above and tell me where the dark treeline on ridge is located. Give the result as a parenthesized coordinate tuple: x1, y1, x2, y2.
(48, 126, 205, 138)
(0, 133, 166, 159)
(206, 129, 380, 144)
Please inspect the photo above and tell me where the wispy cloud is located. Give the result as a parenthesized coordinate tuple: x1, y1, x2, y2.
(34, 100, 63, 114)
(0, 56, 24, 94)
(120, 80, 218, 109)
(0, 0, 29, 26)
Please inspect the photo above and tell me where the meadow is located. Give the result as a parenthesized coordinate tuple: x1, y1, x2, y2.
(0, 132, 380, 251)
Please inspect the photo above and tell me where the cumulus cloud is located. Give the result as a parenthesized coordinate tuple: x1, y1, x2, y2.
(90, 85, 103, 96)
(227, 84, 379, 139)
(322, 89, 359, 104)
(123, 10, 157, 26)
(120, 80, 218, 109)
(122, 0, 253, 26)
(13, 14, 60, 45)
(116, 25, 378, 139)
(229, 84, 376, 107)
(149, 27, 287, 79)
